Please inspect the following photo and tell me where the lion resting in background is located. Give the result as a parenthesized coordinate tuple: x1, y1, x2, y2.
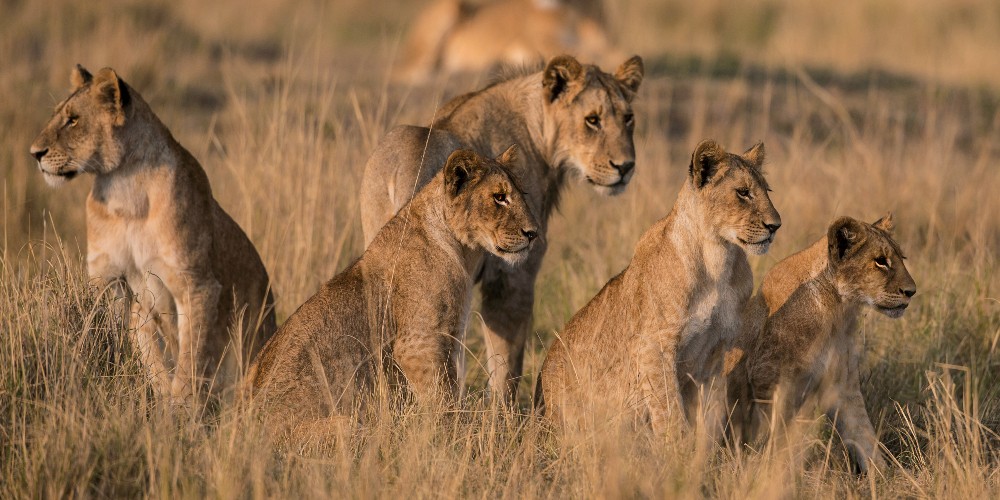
(726, 214, 916, 474)
(29, 66, 277, 407)
(394, 0, 621, 83)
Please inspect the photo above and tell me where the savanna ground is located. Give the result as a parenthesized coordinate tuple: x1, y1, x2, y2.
(3, 0, 1000, 497)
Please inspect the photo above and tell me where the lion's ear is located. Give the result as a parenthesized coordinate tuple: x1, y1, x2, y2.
(444, 149, 486, 197)
(614, 55, 644, 96)
(496, 144, 518, 165)
(543, 55, 584, 103)
(71, 64, 93, 90)
(872, 212, 895, 234)
(689, 139, 727, 188)
(741, 142, 765, 170)
(828, 216, 866, 263)
(92, 67, 130, 124)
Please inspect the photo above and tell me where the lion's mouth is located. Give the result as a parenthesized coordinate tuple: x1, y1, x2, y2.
(585, 177, 629, 189)
(39, 164, 78, 180)
(737, 234, 774, 255)
(738, 235, 773, 247)
(876, 303, 909, 317)
(495, 244, 530, 255)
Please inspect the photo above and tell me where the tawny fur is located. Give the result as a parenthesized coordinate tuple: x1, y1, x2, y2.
(249, 148, 538, 432)
(29, 66, 277, 406)
(393, 0, 621, 84)
(361, 54, 644, 401)
(538, 140, 781, 439)
(725, 214, 916, 474)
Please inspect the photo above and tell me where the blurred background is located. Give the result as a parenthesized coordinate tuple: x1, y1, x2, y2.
(2, 1, 999, 495)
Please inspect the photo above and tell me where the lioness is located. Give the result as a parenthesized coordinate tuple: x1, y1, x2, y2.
(361, 53, 643, 401)
(29, 66, 277, 406)
(538, 140, 780, 437)
(725, 214, 916, 473)
(250, 148, 538, 427)
(394, 0, 620, 84)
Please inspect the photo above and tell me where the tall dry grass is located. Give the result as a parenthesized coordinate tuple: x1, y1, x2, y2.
(2, 0, 999, 497)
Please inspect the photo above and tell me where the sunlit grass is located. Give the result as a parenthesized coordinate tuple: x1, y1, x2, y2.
(1, 0, 999, 497)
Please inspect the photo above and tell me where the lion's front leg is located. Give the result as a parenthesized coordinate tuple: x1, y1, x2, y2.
(393, 329, 459, 405)
(165, 270, 221, 409)
(479, 241, 545, 403)
(129, 286, 173, 399)
(826, 384, 886, 474)
(87, 251, 131, 327)
(638, 331, 684, 435)
(90, 252, 172, 399)
(724, 358, 753, 448)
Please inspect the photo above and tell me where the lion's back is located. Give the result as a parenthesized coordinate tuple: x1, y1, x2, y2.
(359, 125, 464, 244)
(249, 267, 374, 424)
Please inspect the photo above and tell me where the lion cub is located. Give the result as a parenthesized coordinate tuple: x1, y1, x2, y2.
(29, 66, 277, 406)
(249, 148, 538, 428)
(726, 214, 916, 473)
(538, 140, 780, 436)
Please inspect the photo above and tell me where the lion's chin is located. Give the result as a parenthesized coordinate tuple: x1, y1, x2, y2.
(589, 181, 628, 196)
(584, 174, 630, 197)
(737, 236, 773, 255)
(493, 245, 531, 266)
(875, 304, 908, 318)
(41, 170, 77, 187)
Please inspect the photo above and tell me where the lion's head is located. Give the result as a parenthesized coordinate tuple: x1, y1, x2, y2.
(29, 65, 132, 187)
(443, 146, 539, 265)
(542, 54, 644, 195)
(688, 140, 781, 255)
(827, 214, 917, 318)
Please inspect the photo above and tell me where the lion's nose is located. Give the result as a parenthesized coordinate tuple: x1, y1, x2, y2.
(522, 229, 538, 242)
(31, 147, 48, 161)
(611, 161, 634, 177)
(764, 221, 781, 234)
(901, 287, 916, 298)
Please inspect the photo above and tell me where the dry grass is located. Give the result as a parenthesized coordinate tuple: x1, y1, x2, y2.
(2, 0, 1000, 497)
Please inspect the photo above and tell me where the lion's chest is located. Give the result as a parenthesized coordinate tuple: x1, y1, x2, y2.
(86, 183, 168, 289)
(794, 320, 860, 397)
(677, 250, 744, 379)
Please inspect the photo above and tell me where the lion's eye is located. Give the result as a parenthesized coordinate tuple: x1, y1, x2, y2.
(874, 256, 889, 269)
(736, 188, 751, 199)
(493, 193, 508, 206)
(585, 114, 601, 128)
(623, 113, 634, 127)
(65, 115, 78, 127)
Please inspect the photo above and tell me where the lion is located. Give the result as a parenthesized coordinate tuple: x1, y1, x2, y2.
(249, 147, 539, 430)
(537, 140, 781, 439)
(29, 65, 277, 407)
(393, 0, 621, 84)
(361, 53, 643, 401)
(725, 214, 916, 474)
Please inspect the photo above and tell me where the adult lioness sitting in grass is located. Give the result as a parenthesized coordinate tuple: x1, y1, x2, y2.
(249, 147, 538, 430)
(361, 53, 644, 401)
(538, 140, 780, 439)
(725, 214, 916, 474)
(29, 66, 277, 408)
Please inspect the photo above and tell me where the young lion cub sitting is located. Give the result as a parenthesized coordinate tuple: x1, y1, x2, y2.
(538, 140, 781, 436)
(249, 147, 538, 428)
(726, 214, 916, 474)
(29, 66, 277, 407)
